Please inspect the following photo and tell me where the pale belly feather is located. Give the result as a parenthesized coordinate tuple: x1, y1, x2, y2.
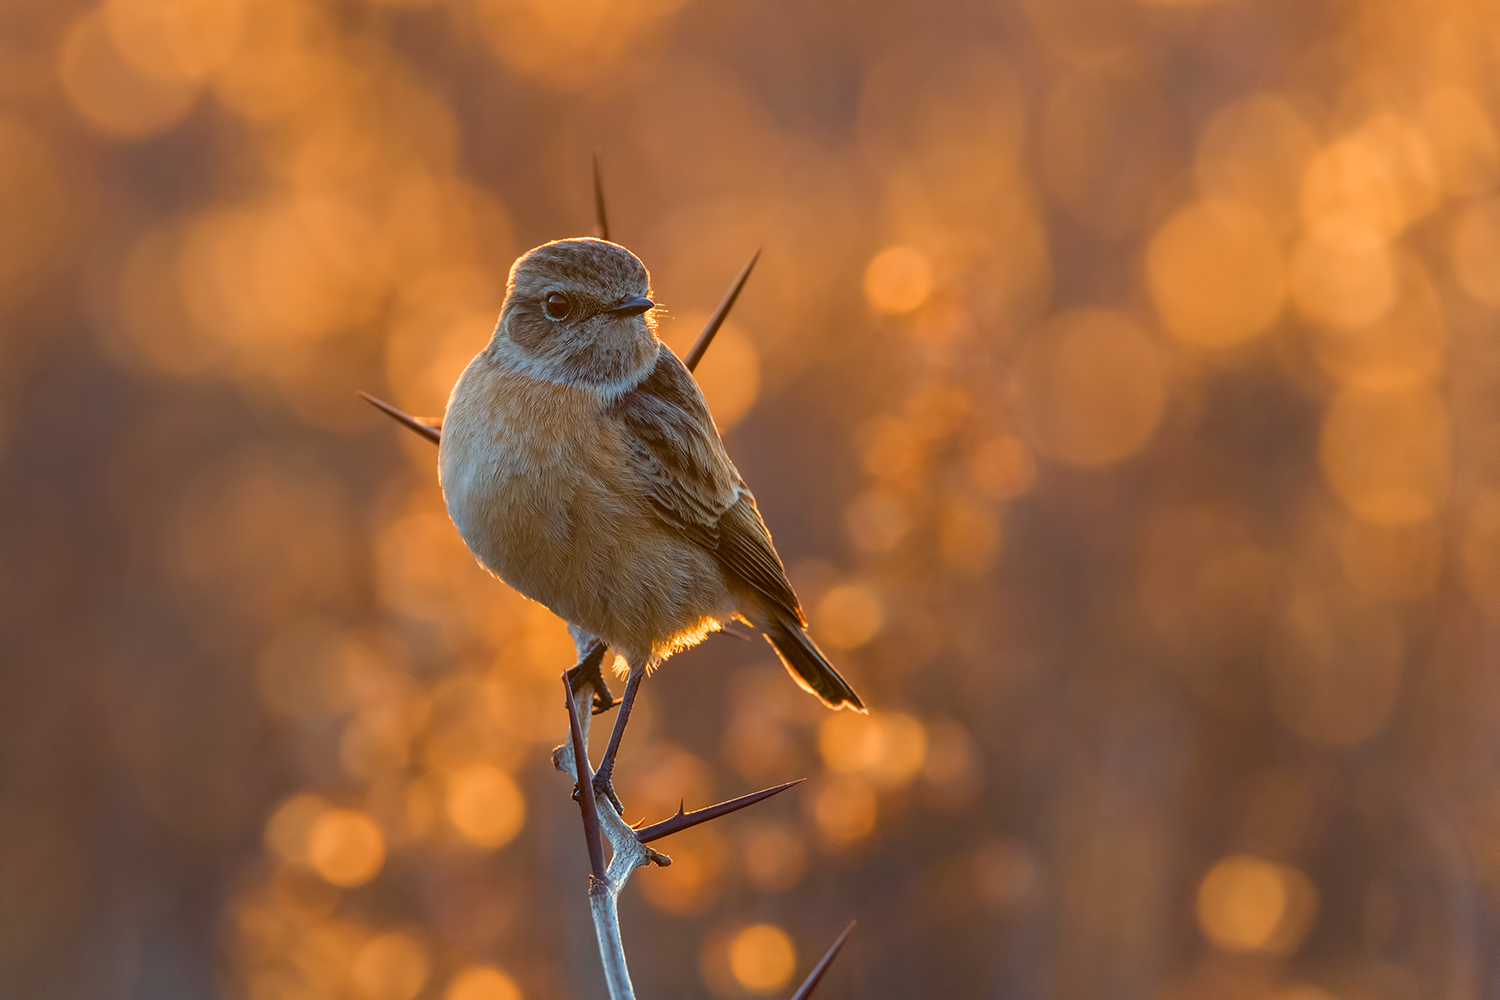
(439, 357, 735, 667)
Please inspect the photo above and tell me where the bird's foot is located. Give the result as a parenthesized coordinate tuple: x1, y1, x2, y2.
(565, 641, 616, 715)
(591, 767, 624, 815)
(569, 767, 625, 815)
(588, 680, 615, 716)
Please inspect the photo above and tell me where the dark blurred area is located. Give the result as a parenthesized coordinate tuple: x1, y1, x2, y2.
(3, 0, 1499, 997)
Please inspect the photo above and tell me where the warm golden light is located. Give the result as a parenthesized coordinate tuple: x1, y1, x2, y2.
(819, 711, 928, 791)
(873, 714, 928, 787)
(265, 793, 329, 865)
(814, 583, 884, 650)
(170, 450, 354, 621)
(863, 246, 933, 314)
(819, 712, 883, 774)
(1039, 71, 1173, 236)
(1014, 309, 1167, 466)
(844, 488, 912, 553)
(1196, 855, 1318, 955)
(1299, 116, 1439, 238)
(421, 677, 513, 772)
(638, 828, 725, 916)
(721, 703, 797, 784)
(814, 776, 878, 846)
(1147, 200, 1285, 348)
(20, 0, 1499, 991)
(351, 932, 429, 1000)
(0, 117, 70, 315)
(1319, 384, 1451, 525)
(1451, 198, 1500, 306)
(1289, 219, 1396, 330)
(967, 435, 1036, 500)
(743, 824, 808, 893)
(250, 197, 387, 339)
(445, 965, 522, 1000)
(383, 268, 500, 415)
(939, 497, 1002, 575)
(374, 507, 492, 624)
(472, 0, 691, 88)
(614, 744, 713, 826)
(1340, 520, 1442, 601)
(59, 9, 198, 138)
(1195, 94, 1317, 222)
(1305, 255, 1445, 390)
(104, 0, 247, 82)
(307, 810, 386, 888)
(1421, 86, 1500, 197)
(444, 764, 526, 849)
(1199, 854, 1285, 950)
(859, 415, 927, 485)
(728, 924, 797, 994)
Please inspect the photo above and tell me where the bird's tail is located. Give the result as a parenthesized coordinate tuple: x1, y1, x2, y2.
(764, 618, 865, 712)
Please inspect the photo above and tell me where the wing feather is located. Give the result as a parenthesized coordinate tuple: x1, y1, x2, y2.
(609, 345, 804, 623)
(716, 493, 804, 624)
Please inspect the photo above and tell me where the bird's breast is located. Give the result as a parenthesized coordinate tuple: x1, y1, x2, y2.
(438, 357, 634, 616)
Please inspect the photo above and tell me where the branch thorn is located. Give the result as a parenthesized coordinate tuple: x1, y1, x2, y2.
(634, 778, 803, 844)
(788, 921, 856, 1000)
(593, 151, 610, 241)
(684, 248, 760, 373)
(358, 391, 441, 445)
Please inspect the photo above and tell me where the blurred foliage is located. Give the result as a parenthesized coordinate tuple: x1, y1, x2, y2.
(2, 0, 1499, 997)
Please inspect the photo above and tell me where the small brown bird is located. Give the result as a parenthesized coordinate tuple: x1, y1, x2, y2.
(439, 238, 863, 804)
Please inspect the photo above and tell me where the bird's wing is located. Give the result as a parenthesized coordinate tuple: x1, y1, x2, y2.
(609, 345, 805, 624)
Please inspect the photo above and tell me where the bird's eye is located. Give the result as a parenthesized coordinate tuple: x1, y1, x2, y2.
(543, 291, 571, 321)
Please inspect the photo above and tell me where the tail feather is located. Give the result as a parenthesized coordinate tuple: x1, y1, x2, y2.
(764, 619, 865, 712)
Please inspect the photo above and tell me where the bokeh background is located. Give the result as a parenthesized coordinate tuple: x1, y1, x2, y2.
(3, 0, 1500, 997)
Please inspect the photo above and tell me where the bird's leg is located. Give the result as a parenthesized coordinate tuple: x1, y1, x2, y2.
(565, 639, 615, 715)
(591, 666, 645, 814)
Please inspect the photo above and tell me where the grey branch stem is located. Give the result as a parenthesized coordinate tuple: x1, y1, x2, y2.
(553, 628, 849, 1000)
(555, 663, 660, 1000)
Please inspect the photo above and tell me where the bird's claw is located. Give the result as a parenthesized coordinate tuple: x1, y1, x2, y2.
(569, 770, 625, 816)
(592, 770, 624, 815)
(565, 641, 616, 714)
(590, 686, 616, 715)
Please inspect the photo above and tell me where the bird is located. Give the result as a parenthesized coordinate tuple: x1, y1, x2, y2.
(438, 237, 864, 808)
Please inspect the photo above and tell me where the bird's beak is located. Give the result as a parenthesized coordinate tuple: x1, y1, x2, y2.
(608, 295, 655, 317)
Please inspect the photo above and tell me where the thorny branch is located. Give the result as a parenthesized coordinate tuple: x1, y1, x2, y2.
(563, 673, 608, 884)
(555, 672, 663, 1000)
(554, 651, 851, 1000)
(369, 165, 853, 997)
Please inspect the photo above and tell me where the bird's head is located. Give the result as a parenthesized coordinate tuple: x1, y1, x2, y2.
(494, 237, 660, 393)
